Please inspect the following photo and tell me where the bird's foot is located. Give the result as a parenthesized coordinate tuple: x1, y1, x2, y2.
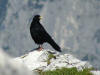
(37, 47, 44, 51)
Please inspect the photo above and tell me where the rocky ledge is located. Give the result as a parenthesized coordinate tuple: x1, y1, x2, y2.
(14, 49, 92, 71)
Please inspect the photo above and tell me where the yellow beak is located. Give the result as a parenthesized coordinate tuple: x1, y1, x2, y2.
(40, 16, 42, 19)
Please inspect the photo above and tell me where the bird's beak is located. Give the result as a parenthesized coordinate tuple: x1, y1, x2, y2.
(40, 16, 42, 19)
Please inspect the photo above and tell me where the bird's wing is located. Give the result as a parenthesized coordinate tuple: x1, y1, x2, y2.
(37, 25, 61, 52)
(38, 26, 52, 40)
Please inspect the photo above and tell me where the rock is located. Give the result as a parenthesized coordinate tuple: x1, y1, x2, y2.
(1, 48, 100, 75)
(43, 53, 92, 71)
(13, 49, 49, 70)
(13, 49, 92, 71)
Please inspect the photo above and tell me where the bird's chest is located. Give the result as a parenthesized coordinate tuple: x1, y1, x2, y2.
(30, 29, 44, 44)
(30, 27, 42, 40)
(30, 28, 39, 37)
(30, 25, 39, 32)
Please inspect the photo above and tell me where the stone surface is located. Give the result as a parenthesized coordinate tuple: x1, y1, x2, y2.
(14, 49, 92, 71)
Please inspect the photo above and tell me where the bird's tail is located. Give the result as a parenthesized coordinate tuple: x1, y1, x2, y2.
(48, 38, 62, 52)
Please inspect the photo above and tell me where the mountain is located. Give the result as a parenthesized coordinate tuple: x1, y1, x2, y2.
(0, 0, 100, 69)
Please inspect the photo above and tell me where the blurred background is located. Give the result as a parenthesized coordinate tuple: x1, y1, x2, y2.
(0, 0, 100, 69)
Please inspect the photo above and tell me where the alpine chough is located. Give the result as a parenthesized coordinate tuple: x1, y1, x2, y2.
(30, 15, 61, 52)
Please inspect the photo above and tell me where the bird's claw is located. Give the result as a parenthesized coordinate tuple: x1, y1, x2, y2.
(38, 47, 43, 51)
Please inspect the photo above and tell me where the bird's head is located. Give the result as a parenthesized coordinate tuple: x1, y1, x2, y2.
(33, 15, 42, 22)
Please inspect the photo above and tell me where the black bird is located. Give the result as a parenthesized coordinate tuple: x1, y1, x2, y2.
(30, 15, 61, 52)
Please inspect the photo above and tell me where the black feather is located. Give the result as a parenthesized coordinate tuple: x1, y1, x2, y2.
(30, 15, 61, 52)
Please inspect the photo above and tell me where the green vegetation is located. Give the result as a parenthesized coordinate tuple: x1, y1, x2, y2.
(39, 67, 93, 75)
(46, 53, 56, 65)
(36, 52, 94, 75)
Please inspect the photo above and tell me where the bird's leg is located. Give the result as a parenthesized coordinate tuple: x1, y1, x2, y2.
(38, 45, 43, 51)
